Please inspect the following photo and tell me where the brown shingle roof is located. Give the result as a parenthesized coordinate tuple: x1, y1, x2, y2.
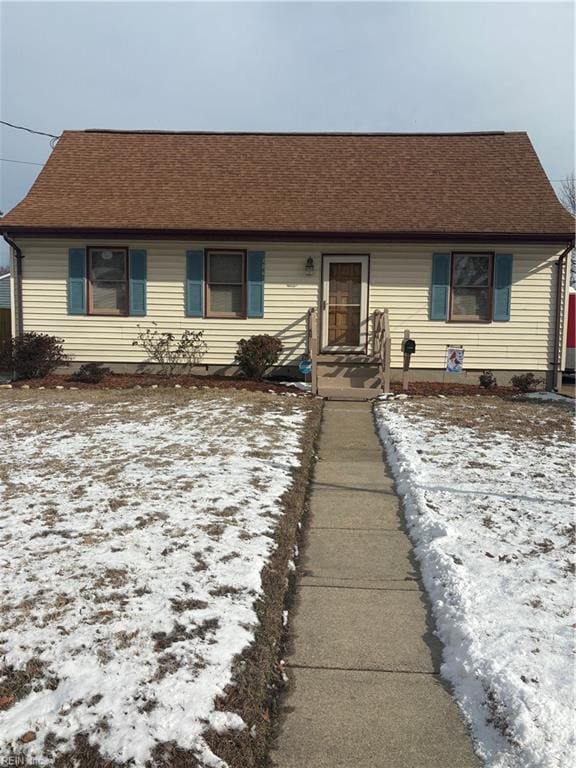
(2, 130, 574, 238)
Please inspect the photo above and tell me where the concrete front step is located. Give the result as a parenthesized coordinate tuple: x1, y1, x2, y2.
(317, 353, 380, 364)
(318, 386, 382, 400)
(317, 359, 381, 393)
(317, 364, 379, 380)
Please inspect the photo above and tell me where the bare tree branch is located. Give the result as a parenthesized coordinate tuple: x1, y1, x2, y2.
(559, 172, 576, 217)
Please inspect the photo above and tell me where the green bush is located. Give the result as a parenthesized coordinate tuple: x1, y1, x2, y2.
(71, 362, 112, 384)
(0, 332, 70, 380)
(510, 372, 544, 393)
(235, 335, 283, 380)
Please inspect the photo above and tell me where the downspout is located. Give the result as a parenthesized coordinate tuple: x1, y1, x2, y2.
(2, 232, 24, 336)
(552, 241, 574, 391)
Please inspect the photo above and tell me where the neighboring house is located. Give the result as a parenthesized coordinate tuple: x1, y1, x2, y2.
(1, 130, 574, 396)
(0, 273, 11, 341)
(565, 287, 575, 373)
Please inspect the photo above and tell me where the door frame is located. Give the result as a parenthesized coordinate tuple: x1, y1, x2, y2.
(321, 254, 370, 353)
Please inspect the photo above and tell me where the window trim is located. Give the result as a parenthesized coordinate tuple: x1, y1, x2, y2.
(87, 246, 130, 317)
(449, 251, 494, 324)
(204, 248, 247, 319)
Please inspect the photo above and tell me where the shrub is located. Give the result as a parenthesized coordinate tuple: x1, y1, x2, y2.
(132, 323, 207, 375)
(71, 362, 112, 384)
(479, 370, 497, 389)
(510, 372, 545, 393)
(0, 339, 12, 374)
(0, 332, 70, 380)
(235, 335, 283, 380)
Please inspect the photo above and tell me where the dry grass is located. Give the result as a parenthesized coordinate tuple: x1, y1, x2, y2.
(404, 395, 574, 444)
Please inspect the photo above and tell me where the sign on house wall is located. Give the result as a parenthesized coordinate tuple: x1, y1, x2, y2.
(446, 346, 465, 373)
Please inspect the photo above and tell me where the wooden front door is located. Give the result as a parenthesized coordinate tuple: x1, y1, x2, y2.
(322, 255, 368, 351)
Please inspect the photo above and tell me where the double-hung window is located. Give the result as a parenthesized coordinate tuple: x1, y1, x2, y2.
(88, 247, 129, 315)
(450, 253, 493, 322)
(206, 250, 246, 318)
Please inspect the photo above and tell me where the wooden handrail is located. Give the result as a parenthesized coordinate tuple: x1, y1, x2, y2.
(372, 309, 391, 394)
(306, 307, 319, 395)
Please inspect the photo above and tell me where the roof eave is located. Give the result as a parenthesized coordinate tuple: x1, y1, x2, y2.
(1, 225, 574, 245)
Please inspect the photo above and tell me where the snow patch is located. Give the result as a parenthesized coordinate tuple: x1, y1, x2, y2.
(375, 402, 575, 768)
(0, 394, 308, 767)
(277, 381, 311, 393)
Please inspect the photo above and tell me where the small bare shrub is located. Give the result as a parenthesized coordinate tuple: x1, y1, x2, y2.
(132, 323, 207, 375)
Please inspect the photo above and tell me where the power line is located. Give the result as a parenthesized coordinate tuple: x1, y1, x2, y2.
(0, 157, 44, 166)
(0, 148, 570, 188)
(0, 155, 567, 184)
(0, 120, 59, 140)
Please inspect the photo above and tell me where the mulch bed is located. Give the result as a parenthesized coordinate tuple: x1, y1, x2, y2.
(6, 372, 544, 399)
(9, 373, 307, 396)
(388, 381, 516, 397)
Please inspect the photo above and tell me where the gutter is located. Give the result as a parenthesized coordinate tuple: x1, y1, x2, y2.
(1, 226, 574, 245)
(2, 232, 24, 336)
(552, 241, 575, 391)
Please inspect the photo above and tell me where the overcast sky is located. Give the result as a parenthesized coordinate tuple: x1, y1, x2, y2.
(0, 0, 574, 265)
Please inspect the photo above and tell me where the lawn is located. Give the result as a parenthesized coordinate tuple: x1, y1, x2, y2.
(0, 388, 319, 768)
(375, 395, 574, 768)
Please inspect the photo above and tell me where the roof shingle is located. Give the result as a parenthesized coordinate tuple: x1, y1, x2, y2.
(2, 130, 574, 238)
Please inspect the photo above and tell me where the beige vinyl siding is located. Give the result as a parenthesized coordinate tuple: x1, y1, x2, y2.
(16, 239, 562, 371)
(368, 244, 561, 371)
(18, 240, 319, 366)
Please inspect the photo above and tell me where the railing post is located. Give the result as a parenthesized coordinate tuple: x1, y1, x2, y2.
(372, 310, 378, 356)
(383, 308, 391, 394)
(307, 307, 319, 395)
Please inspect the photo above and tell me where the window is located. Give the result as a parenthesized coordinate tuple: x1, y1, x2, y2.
(88, 248, 128, 315)
(450, 253, 493, 322)
(206, 250, 245, 318)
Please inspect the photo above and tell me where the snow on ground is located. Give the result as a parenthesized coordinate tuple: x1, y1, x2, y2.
(277, 381, 312, 392)
(0, 389, 309, 767)
(375, 397, 575, 768)
(522, 391, 569, 403)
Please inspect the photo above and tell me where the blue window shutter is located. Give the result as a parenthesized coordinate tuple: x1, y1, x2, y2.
(68, 247, 86, 315)
(129, 249, 147, 316)
(430, 253, 450, 320)
(247, 251, 265, 318)
(186, 250, 204, 317)
(493, 254, 513, 321)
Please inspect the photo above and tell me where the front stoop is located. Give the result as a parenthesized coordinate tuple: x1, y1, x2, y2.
(271, 401, 480, 768)
(316, 354, 382, 400)
(317, 386, 381, 401)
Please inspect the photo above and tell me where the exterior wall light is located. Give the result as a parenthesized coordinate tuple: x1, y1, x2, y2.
(305, 256, 315, 276)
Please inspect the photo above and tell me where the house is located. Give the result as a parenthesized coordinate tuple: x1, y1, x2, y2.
(1, 130, 574, 397)
(0, 273, 11, 341)
(565, 287, 576, 373)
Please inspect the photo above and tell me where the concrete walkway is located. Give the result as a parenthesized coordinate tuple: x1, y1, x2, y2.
(272, 401, 480, 768)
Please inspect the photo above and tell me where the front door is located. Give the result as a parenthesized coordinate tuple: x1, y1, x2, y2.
(321, 255, 369, 352)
